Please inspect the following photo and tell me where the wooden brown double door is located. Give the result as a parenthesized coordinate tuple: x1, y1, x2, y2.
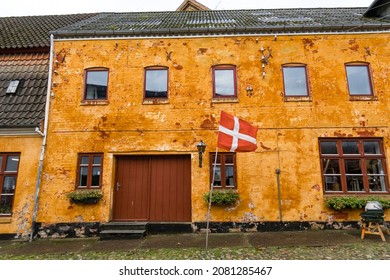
(112, 155, 191, 222)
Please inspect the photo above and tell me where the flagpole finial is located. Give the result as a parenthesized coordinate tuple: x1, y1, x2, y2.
(196, 140, 207, 167)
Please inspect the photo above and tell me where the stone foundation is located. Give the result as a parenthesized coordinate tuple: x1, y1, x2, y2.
(0, 221, 363, 239)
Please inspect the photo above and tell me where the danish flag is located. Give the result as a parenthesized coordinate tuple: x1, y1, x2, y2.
(217, 111, 258, 152)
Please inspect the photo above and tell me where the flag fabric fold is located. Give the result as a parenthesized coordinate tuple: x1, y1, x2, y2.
(217, 111, 258, 152)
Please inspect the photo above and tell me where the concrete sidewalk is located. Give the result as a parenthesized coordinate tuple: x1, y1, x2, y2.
(0, 229, 389, 256)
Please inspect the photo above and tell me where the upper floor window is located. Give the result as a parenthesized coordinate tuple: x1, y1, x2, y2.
(0, 153, 20, 215)
(345, 63, 373, 96)
(76, 154, 103, 189)
(210, 153, 236, 189)
(144, 67, 168, 99)
(282, 64, 309, 97)
(84, 68, 109, 100)
(212, 65, 237, 98)
(319, 139, 388, 194)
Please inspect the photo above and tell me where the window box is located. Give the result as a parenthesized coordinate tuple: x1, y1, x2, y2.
(203, 189, 240, 206)
(325, 196, 390, 211)
(67, 190, 103, 204)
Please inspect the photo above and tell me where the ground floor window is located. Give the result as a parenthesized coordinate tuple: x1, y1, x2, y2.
(319, 138, 389, 194)
(210, 153, 236, 189)
(0, 153, 20, 215)
(76, 154, 103, 189)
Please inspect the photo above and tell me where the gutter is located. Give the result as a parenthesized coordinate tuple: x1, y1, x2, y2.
(29, 34, 54, 242)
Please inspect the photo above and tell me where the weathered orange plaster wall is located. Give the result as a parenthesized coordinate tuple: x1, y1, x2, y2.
(38, 33, 390, 224)
(0, 136, 41, 236)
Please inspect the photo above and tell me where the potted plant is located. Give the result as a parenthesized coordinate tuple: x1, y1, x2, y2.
(67, 189, 103, 204)
(203, 189, 240, 206)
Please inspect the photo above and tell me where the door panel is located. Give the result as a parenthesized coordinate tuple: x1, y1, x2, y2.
(113, 156, 149, 221)
(113, 155, 191, 222)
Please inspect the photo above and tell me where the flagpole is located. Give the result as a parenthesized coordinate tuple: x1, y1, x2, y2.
(205, 147, 218, 251)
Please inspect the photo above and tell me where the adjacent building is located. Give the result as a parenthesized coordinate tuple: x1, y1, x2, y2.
(0, 14, 96, 238)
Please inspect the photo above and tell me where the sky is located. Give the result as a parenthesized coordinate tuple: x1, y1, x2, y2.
(1, 0, 375, 17)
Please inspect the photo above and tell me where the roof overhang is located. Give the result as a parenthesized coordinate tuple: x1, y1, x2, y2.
(0, 127, 43, 136)
(51, 23, 390, 39)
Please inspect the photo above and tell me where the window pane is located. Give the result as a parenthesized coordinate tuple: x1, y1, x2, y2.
(366, 159, 385, 192)
(320, 142, 337, 154)
(5, 156, 19, 172)
(347, 176, 364, 191)
(0, 196, 13, 214)
(368, 175, 386, 192)
(322, 159, 340, 174)
(2, 176, 16, 194)
(345, 159, 362, 174)
(215, 69, 235, 96)
(91, 167, 101, 187)
(342, 142, 359, 154)
(86, 70, 108, 99)
(212, 166, 221, 186)
(80, 156, 89, 165)
(79, 167, 88, 187)
(283, 67, 308, 96)
(346, 65, 372, 95)
(93, 156, 102, 165)
(366, 159, 384, 174)
(225, 155, 233, 164)
(324, 176, 341, 191)
(364, 141, 381, 154)
(225, 166, 235, 187)
(145, 69, 168, 98)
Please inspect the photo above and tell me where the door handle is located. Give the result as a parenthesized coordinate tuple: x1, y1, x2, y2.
(116, 182, 121, 191)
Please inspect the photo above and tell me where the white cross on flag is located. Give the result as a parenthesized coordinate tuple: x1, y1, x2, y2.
(217, 111, 258, 152)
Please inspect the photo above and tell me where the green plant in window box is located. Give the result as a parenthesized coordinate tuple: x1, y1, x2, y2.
(203, 189, 240, 206)
(325, 196, 390, 211)
(67, 190, 103, 204)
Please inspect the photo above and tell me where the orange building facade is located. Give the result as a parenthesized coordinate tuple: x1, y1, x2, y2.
(34, 29, 389, 235)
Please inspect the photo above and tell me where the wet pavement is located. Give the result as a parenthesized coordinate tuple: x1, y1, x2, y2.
(0, 229, 389, 257)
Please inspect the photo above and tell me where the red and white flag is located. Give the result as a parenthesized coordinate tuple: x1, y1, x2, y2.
(217, 111, 258, 152)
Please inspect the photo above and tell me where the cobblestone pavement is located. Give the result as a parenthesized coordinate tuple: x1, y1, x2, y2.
(0, 229, 389, 260)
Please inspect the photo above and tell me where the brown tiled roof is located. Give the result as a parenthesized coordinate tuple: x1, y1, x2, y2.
(0, 13, 97, 50)
(0, 53, 48, 127)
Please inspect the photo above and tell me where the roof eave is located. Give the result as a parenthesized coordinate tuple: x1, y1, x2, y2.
(52, 23, 390, 39)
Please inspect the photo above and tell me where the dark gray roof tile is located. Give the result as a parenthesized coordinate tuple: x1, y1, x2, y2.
(0, 52, 49, 127)
(52, 8, 390, 37)
(0, 13, 97, 50)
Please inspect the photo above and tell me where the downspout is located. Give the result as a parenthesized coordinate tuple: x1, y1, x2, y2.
(30, 34, 54, 242)
(276, 130, 283, 223)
